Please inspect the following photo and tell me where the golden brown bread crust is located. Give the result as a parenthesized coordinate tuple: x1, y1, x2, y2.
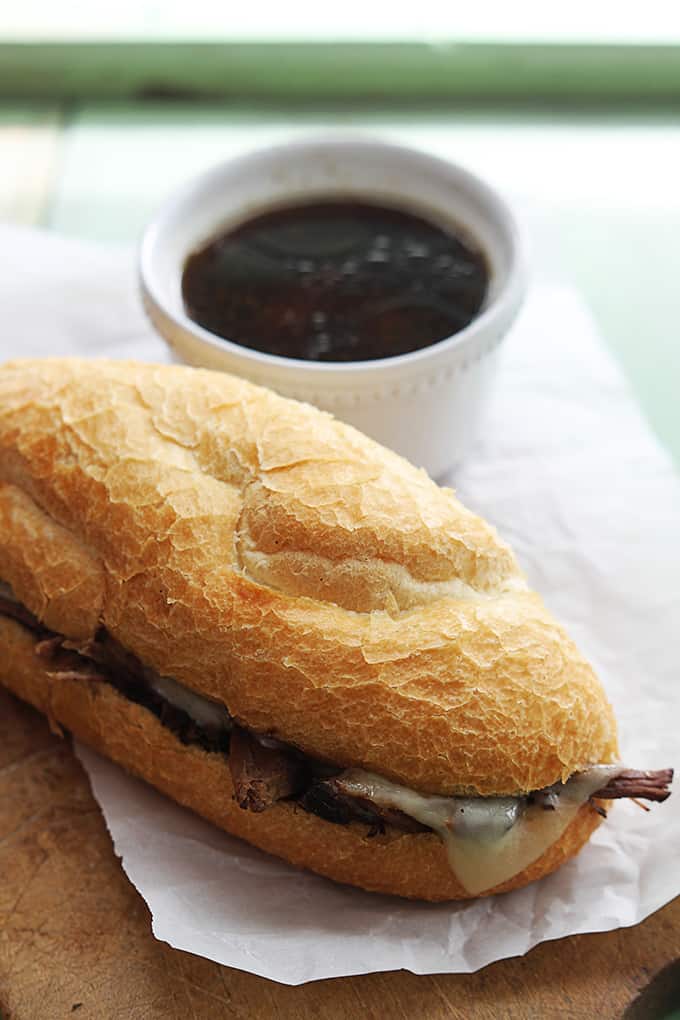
(0, 616, 606, 901)
(0, 357, 618, 796)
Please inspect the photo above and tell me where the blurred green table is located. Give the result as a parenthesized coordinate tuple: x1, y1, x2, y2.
(1, 101, 678, 468)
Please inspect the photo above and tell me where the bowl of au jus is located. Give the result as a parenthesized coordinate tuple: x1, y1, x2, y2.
(139, 136, 527, 477)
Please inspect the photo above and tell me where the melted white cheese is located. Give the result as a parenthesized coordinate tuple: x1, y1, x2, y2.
(0, 596, 621, 895)
(137, 675, 621, 894)
(149, 674, 232, 732)
(340, 765, 623, 895)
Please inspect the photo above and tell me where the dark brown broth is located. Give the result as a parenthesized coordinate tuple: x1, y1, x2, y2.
(181, 200, 488, 362)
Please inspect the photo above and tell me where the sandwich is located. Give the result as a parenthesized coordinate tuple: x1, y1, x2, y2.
(0, 358, 671, 901)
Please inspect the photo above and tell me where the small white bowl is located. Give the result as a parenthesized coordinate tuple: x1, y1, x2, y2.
(139, 136, 527, 478)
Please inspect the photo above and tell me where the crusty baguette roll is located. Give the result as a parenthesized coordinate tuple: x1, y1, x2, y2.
(0, 358, 620, 899)
(0, 615, 604, 900)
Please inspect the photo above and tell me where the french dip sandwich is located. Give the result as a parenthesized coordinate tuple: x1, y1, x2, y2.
(0, 358, 671, 900)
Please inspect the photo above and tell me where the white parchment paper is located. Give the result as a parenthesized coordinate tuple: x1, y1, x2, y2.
(1, 224, 678, 984)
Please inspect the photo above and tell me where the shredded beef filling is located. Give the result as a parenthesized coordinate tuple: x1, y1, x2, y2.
(0, 595, 41, 631)
(0, 594, 673, 837)
(229, 726, 306, 812)
(51, 630, 231, 755)
(300, 777, 428, 835)
(593, 769, 674, 803)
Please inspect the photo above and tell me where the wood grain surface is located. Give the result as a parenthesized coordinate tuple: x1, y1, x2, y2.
(1, 687, 678, 1020)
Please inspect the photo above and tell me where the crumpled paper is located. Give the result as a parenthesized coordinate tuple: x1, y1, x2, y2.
(1, 224, 678, 985)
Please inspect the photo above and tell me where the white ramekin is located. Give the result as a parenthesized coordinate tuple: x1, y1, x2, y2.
(139, 136, 527, 478)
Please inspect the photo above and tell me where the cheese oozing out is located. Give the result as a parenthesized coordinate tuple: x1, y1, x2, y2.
(0, 584, 620, 896)
(146, 673, 621, 894)
(339, 766, 623, 894)
(148, 673, 623, 894)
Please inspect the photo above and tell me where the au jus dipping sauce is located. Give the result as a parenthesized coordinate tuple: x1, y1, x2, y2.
(181, 200, 489, 362)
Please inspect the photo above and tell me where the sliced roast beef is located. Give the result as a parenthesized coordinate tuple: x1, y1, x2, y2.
(0, 595, 44, 633)
(229, 725, 304, 811)
(0, 588, 673, 833)
(300, 776, 428, 835)
(593, 769, 673, 803)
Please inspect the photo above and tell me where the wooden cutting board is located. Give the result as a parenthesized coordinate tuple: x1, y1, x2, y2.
(1, 688, 678, 1020)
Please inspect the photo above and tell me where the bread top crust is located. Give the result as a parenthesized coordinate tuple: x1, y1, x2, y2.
(0, 358, 618, 794)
